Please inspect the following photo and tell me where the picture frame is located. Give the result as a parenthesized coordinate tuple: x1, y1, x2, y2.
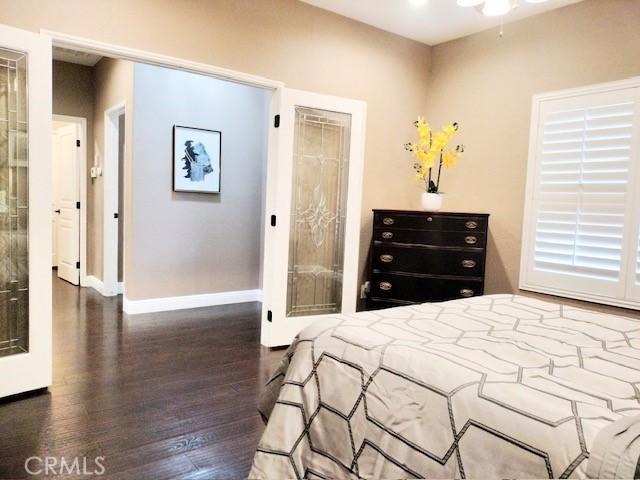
(173, 125, 222, 193)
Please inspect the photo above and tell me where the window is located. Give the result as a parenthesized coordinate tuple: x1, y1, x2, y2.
(520, 79, 640, 309)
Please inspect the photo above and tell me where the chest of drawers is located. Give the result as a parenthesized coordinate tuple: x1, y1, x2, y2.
(366, 210, 489, 310)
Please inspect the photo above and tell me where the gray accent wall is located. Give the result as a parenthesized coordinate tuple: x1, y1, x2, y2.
(127, 64, 269, 300)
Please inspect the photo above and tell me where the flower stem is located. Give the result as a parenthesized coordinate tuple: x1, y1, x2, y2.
(436, 153, 443, 192)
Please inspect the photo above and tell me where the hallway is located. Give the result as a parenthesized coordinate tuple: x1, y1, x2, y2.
(0, 275, 281, 479)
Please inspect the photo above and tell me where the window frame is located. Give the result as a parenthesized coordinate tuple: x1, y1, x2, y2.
(520, 77, 640, 310)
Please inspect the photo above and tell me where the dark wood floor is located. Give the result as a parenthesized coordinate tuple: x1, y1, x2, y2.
(0, 275, 282, 479)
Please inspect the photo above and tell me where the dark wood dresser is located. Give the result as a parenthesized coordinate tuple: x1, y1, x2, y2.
(367, 210, 489, 310)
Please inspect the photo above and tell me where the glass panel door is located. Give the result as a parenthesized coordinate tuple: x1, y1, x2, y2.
(260, 88, 366, 347)
(286, 107, 351, 317)
(0, 47, 28, 358)
(0, 23, 51, 399)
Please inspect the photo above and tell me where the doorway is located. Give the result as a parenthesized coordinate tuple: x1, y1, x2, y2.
(51, 115, 86, 286)
(0, 25, 368, 400)
(103, 103, 125, 297)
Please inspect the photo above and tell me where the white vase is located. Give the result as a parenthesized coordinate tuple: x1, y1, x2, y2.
(421, 192, 443, 212)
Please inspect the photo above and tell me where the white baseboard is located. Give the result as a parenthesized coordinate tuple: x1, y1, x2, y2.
(85, 275, 105, 296)
(123, 289, 263, 315)
(84, 276, 124, 297)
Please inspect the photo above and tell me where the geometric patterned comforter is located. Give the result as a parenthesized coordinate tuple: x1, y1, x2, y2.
(249, 295, 640, 479)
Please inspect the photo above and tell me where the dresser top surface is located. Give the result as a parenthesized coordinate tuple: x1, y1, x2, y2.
(373, 209, 490, 217)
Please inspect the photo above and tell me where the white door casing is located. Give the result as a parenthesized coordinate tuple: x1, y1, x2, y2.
(54, 123, 80, 285)
(103, 102, 125, 297)
(0, 24, 52, 398)
(51, 131, 59, 267)
(260, 88, 366, 347)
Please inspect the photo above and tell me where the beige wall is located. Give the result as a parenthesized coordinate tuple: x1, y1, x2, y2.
(92, 57, 133, 281)
(425, 0, 640, 305)
(129, 63, 269, 300)
(0, 0, 431, 300)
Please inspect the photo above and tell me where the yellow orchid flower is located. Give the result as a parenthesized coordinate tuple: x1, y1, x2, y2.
(406, 118, 463, 192)
(416, 117, 431, 140)
(442, 123, 457, 137)
(442, 150, 459, 168)
(432, 131, 450, 150)
(417, 148, 436, 169)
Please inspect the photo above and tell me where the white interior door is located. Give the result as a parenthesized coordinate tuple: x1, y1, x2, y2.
(0, 24, 52, 398)
(261, 88, 366, 347)
(54, 123, 80, 285)
(51, 131, 59, 267)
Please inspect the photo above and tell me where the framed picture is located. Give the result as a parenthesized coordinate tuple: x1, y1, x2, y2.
(173, 125, 221, 193)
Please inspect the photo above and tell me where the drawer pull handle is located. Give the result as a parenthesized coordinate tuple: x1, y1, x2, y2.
(465, 221, 478, 229)
(379, 282, 392, 291)
(460, 289, 475, 298)
(381, 231, 394, 240)
(465, 236, 478, 245)
(427, 216, 433, 222)
(382, 217, 394, 226)
(380, 254, 394, 263)
(462, 260, 477, 268)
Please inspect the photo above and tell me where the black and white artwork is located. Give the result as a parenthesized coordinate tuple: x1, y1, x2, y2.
(173, 125, 221, 193)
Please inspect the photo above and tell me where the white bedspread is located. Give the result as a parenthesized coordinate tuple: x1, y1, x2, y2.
(250, 295, 640, 479)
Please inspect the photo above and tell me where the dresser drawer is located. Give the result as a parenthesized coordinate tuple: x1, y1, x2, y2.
(371, 272, 483, 302)
(372, 244, 484, 276)
(373, 228, 486, 248)
(374, 212, 487, 232)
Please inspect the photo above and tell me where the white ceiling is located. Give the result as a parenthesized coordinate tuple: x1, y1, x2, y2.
(300, 0, 583, 45)
(52, 46, 102, 67)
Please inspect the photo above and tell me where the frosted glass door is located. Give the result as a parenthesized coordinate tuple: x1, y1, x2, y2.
(261, 88, 366, 347)
(0, 47, 28, 358)
(286, 107, 351, 317)
(0, 23, 51, 399)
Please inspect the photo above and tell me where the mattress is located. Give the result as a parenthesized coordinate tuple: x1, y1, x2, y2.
(249, 294, 640, 479)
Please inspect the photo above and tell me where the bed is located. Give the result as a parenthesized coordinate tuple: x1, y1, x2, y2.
(249, 294, 640, 479)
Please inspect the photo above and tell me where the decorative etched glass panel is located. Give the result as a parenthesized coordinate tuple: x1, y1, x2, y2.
(286, 107, 351, 317)
(0, 47, 28, 357)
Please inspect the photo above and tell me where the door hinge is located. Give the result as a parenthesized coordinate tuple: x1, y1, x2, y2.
(114, 213, 119, 219)
(76, 261, 80, 269)
(267, 310, 273, 322)
(274, 114, 280, 128)
(76, 201, 81, 209)
(76, 139, 81, 147)
(270, 215, 277, 227)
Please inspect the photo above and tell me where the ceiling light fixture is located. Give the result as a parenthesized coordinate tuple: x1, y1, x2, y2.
(482, 0, 512, 16)
(456, 0, 549, 17)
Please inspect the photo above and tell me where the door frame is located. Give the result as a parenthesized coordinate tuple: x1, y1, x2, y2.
(40, 30, 367, 346)
(52, 114, 87, 286)
(43, 30, 284, 309)
(103, 102, 125, 297)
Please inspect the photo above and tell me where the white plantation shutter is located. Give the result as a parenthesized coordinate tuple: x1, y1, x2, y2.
(521, 81, 640, 308)
(637, 237, 640, 283)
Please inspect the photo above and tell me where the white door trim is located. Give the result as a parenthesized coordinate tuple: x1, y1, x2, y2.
(52, 114, 87, 286)
(41, 30, 283, 91)
(103, 102, 125, 297)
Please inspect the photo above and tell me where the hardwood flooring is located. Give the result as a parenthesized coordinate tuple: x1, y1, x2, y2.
(0, 274, 282, 479)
